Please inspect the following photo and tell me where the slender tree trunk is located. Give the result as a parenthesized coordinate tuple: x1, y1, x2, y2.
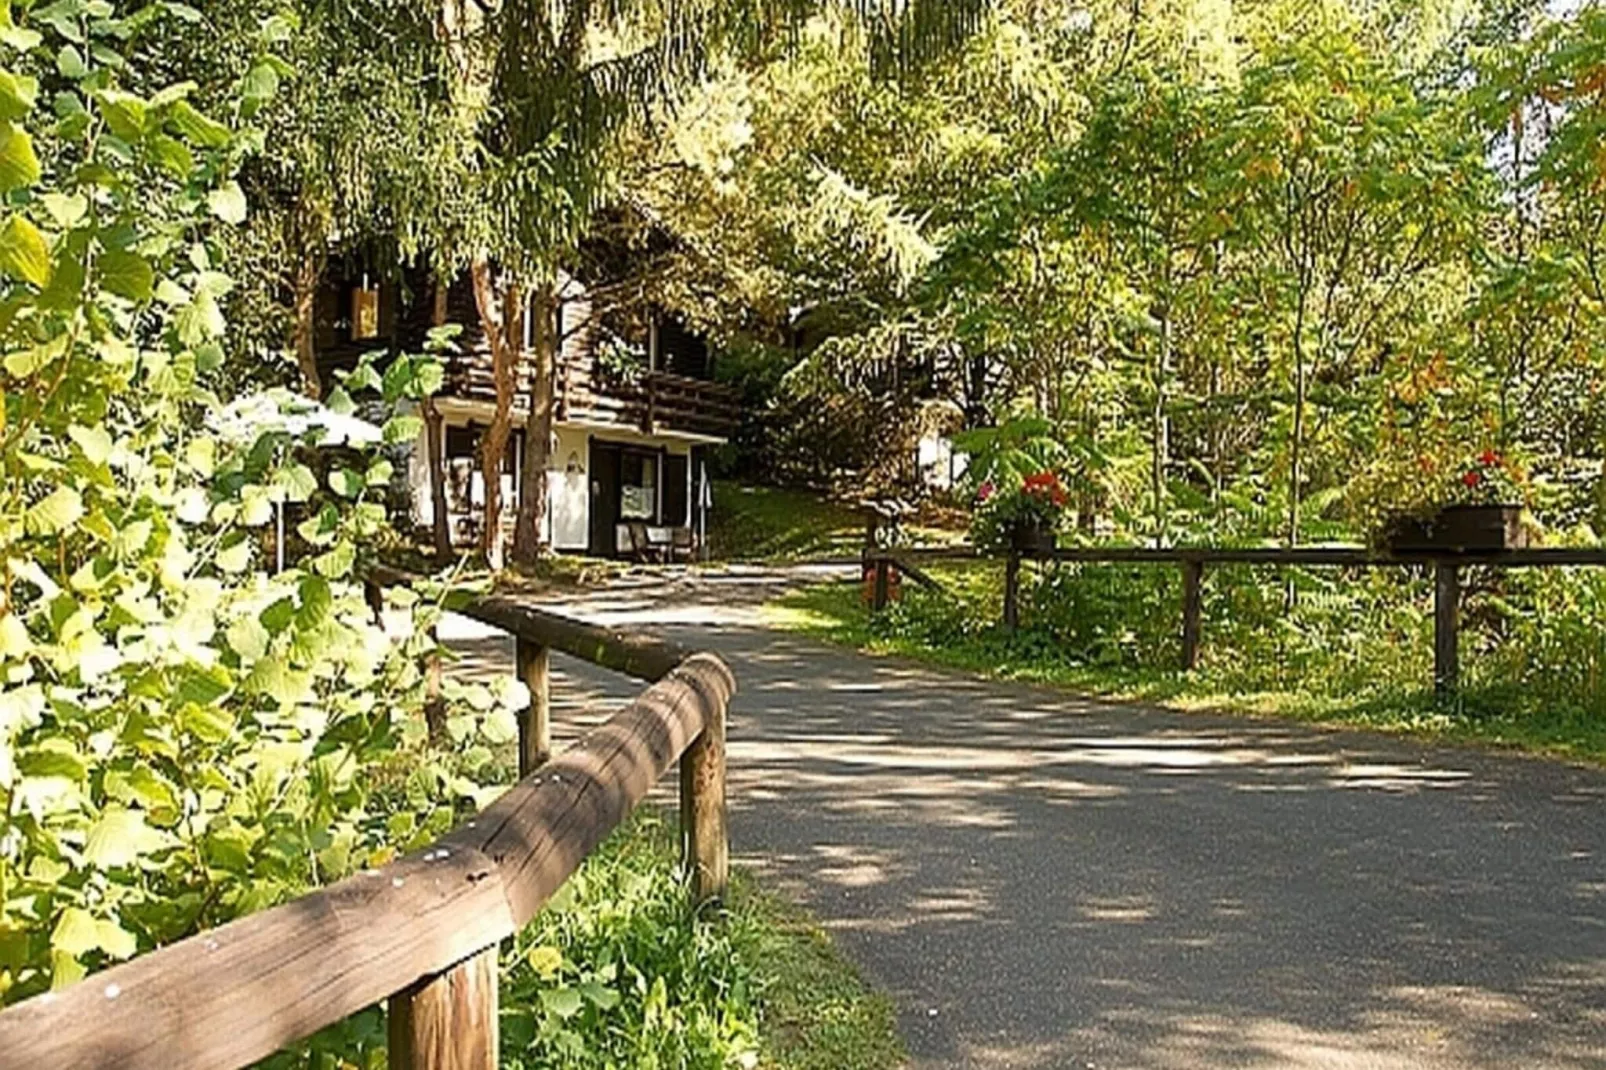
(470, 257, 521, 571)
(292, 244, 324, 399)
(425, 276, 452, 558)
(1079, 400, 1098, 534)
(512, 279, 556, 566)
(1152, 303, 1171, 547)
(1288, 281, 1310, 550)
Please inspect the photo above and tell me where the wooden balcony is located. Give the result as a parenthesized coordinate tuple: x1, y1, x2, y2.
(443, 356, 740, 440)
(555, 368, 741, 440)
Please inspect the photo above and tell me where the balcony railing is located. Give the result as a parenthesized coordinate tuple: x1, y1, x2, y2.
(556, 369, 741, 439)
(443, 354, 741, 440)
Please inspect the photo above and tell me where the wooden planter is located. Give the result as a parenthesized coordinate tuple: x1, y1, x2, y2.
(1010, 518, 1058, 555)
(1384, 504, 1527, 554)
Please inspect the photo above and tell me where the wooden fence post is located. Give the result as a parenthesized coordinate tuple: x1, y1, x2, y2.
(872, 557, 891, 612)
(388, 946, 499, 1070)
(515, 637, 551, 775)
(1181, 558, 1204, 672)
(1003, 552, 1021, 631)
(1434, 560, 1460, 697)
(680, 684, 728, 907)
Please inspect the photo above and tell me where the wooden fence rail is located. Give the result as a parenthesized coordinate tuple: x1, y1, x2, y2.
(866, 543, 1606, 695)
(0, 573, 733, 1070)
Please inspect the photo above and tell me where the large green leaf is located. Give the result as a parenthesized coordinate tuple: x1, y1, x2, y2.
(94, 89, 148, 141)
(166, 99, 228, 148)
(207, 180, 247, 224)
(83, 807, 170, 868)
(98, 248, 153, 300)
(0, 214, 49, 285)
(67, 424, 111, 464)
(0, 119, 37, 191)
(0, 69, 37, 119)
(26, 486, 82, 534)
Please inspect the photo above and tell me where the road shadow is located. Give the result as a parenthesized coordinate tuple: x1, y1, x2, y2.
(440, 569, 1606, 1069)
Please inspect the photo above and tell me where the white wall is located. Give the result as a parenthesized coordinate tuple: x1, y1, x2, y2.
(407, 406, 432, 528)
(420, 402, 701, 553)
(548, 425, 590, 550)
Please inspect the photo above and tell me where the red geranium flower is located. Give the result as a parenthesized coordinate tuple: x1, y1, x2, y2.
(1462, 470, 1482, 487)
(1478, 449, 1501, 467)
(977, 481, 995, 503)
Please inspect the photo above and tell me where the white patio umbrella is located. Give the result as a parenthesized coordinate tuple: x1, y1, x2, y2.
(209, 389, 386, 572)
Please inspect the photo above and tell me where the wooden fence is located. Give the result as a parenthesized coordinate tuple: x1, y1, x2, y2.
(0, 573, 732, 1070)
(864, 543, 1606, 694)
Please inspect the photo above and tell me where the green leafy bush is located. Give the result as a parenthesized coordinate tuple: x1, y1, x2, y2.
(0, 1, 510, 1005)
(500, 810, 904, 1070)
(503, 813, 761, 1070)
(783, 557, 1606, 761)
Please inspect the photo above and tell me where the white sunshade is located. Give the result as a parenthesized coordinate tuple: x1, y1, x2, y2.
(211, 389, 384, 448)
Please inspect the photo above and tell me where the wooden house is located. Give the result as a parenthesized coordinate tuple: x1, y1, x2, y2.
(313, 259, 739, 558)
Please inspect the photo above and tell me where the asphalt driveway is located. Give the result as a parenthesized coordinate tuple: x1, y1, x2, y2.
(442, 566, 1606, 1069)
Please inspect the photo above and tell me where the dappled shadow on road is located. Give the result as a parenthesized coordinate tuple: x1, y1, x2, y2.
(441, 571, 1606, 1070)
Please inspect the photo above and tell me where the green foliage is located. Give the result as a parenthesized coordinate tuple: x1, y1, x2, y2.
(503, 811, 903, 1070)
(0, 1, 511, 1006)
(774, 561, 1606, 764)
(706, 482, 870, 562)
(502, 812, 761, 1069)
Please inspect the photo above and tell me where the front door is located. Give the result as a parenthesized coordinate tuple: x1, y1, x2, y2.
(588, 440, 622, 556)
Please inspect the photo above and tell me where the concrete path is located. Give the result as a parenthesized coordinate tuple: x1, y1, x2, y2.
(441, 566, 1606, 1069)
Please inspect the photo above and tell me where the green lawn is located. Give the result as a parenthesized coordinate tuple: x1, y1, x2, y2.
(708, 483, 871, 562)
(707, 482, 967, 563)
(767, 567, 1606, 767)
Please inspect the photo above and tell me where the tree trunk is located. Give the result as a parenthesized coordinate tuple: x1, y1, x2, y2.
(1152, 304, 1171, 547)
(470, 257, 521, 571)
(292, 245, 324, 399)
(1288, 283, 1309, 550)
(512, 280, 557, 566)
(424, 275, 452, 559)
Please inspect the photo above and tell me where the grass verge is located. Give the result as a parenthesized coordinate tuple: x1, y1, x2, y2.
(502, 809, 903, 1070)
(708, 483, 870, 562)
(281, 810, 901, 1070)
(767, 573, 1606, 767)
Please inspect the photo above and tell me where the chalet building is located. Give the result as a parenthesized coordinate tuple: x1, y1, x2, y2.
(314, 260, 738, 558)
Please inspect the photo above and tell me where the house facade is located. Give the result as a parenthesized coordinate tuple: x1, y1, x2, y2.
(314, 261, 738, 557)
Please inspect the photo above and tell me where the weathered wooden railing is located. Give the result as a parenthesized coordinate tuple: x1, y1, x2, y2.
(554, 367, 741, 440)
(865, 543, 1606, 695)
(0, 573, 731, 1070)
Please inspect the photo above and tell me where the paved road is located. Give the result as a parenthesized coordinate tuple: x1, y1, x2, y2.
(442, 566, 1606, 1069)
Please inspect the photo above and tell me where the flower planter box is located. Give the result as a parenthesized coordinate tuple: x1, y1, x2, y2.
(1384, 504, 1527, 554)
(1010, 519, 1057, 555)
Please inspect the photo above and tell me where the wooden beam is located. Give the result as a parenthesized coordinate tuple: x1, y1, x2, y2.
(0, 654, 735, 1070)
(888, 555, 945, 593)
(1434, 561, 1460, 697)
(515, 637, 551, 775)
(388, 947, 499, 1070)
(442, 652, 735, 925)
(882, 544, 1606, 569)
(872, 558, 890, 612)
(1181, 558, 1204, 672)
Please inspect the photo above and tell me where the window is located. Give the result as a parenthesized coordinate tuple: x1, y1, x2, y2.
(619, 450, 657, 520)
(351, 278, 380, 340)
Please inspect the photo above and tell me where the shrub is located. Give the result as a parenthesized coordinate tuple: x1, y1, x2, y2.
(0, 3, 511, 1006)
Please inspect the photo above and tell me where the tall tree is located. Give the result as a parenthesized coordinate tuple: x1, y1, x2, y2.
(446, 0, 996, 567)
